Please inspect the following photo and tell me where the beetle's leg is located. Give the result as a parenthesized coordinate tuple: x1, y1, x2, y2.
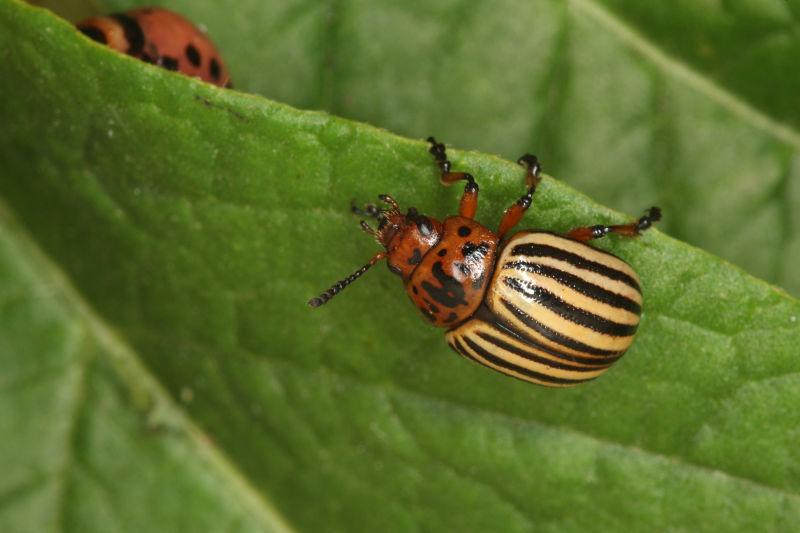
(566, 207, 662, 242)
(497, 154, 542, 240)
(351, 200, 381, 219)
(428, 137, 478, 219)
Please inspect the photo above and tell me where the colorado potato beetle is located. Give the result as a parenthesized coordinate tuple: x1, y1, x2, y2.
(309, 138, 661, 387)
(77, 7, 232, 87)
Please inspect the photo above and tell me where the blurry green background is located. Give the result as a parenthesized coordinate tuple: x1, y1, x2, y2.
(3, 0, 800, 532)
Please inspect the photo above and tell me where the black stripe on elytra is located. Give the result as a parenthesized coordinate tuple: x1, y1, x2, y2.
(499, 298, 622, 356)
(447, 341, 463, 359)
(511, 242, 640, 291)
(503, 277, 638, 337)
(503, 261, 641, 314)
(471, 305, 623, 363)
(110, 13, 145, 56)
(453, 338, 480, 364)
(461, 336, 591, 385)
(474, 331, 610, 371)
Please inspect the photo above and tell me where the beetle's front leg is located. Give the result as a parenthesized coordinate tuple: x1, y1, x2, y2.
(427, 137, 478, 219)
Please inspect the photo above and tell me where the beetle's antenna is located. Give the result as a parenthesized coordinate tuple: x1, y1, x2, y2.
(308, 252, 387, 307)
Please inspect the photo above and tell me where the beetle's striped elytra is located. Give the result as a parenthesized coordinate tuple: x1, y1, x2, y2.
(309, 138, 661, 387)
(446, 231, 643, 387)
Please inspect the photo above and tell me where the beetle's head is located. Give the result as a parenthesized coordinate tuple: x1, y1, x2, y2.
(371, 195, 443, 280)
(308, 194, 442, 307)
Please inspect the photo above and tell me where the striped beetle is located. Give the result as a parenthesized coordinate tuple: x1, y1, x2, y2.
(309, 138, 661, 387)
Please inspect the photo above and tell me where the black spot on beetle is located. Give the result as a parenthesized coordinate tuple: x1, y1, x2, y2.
(210, 57, 221, 80)
(437, 249, 448, 257)
(461, 241, 490, 258)
(78, 25, 107, 45)
(185, 44, 201, 67)
(458, 225, 471, 237)
(161, 56, 179, 71)
(412, 285, 419, 294)
(408, 248, 422, 265)
(445, 312, 459, 323)
(421, 306, 437, 322)
(110, 13, 145, 56)
(428, 302, 440, 314)
(422, 262, 468, 308)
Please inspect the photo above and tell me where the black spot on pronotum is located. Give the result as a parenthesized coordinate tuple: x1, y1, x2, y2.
(437, 249, 448, 257)
(421, 261, 468, 308)
(458, 226, 471, 237)
(110, 13, 145, 55)
(412, 285, 419, 294)
(78, 25, 107, 45)
(408, 248, 423, 266)
(462, 241, 490, 258)
(421, 307, 437, 322)
(161, 56, 179, 71)
(427, 302, 440, 314)
(445, 312, 459, 323)
(210, 57, 221, 80)
(185, 44, 201, 67)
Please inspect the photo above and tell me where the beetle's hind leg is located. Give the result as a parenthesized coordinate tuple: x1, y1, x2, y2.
(497, 154, 542, 239)
(427, 137, 479, 219)
(566, 207, 662, 242)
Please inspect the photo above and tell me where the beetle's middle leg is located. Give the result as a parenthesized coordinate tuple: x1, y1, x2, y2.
(427, 137, 478, 219)
(497, 154, 542, 240)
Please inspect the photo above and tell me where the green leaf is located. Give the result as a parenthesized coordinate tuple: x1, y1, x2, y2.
(3, 1, 800, 531)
